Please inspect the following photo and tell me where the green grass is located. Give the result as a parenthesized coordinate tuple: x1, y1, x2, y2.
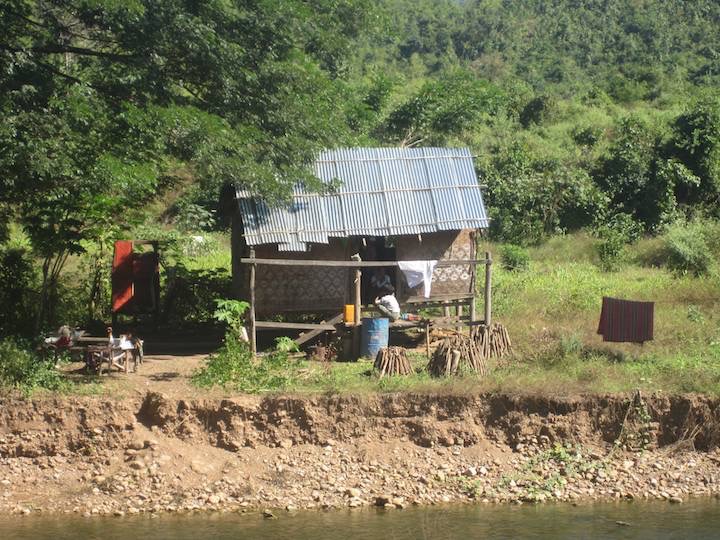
(476, 232, 720, 395)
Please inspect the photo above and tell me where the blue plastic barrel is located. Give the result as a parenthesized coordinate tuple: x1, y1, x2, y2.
(360, 317, 389, 359)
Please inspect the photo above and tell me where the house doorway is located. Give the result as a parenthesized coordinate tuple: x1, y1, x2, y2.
(360, 237, 397, 304)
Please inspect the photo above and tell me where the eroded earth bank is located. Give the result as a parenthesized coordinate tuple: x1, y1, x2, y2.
(1, 392, 720, 517)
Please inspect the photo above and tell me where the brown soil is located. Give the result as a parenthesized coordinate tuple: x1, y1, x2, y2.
(1, 391, 720, 516)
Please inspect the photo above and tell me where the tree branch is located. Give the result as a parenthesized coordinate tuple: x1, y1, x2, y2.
(0, 42, 136, 61)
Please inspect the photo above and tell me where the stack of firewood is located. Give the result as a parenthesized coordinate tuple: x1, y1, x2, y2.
(428, 334, 488, 377)
(472, 323, 512, 359)
(374, 347, 413, 377)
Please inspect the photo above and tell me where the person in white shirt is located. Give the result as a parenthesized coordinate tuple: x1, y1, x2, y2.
(374, 284, 401, 321)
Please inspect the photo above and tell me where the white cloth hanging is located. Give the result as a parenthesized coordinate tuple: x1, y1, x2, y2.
(398, 260, 437, 298)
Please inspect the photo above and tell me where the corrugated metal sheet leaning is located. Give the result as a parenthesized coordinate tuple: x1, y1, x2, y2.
(236, 147, 489, 251)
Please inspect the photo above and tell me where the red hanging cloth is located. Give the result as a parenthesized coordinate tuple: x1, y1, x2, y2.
(112, 241, 134, 313)
(597, 296, 654, 343)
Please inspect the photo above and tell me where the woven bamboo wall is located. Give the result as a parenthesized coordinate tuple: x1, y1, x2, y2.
(395, 230, 475, 301)
(238, 239, 351, 315)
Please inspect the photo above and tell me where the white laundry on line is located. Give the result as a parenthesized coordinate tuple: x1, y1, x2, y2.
(398, 260, 437, 298)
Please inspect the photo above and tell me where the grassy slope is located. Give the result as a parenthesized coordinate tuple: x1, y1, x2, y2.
(484, 234, 720, 395)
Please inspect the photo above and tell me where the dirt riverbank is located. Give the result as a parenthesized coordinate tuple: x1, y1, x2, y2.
(1, 391, 719, 517)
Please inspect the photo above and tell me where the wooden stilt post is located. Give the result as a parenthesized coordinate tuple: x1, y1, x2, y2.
(352, 256, 362, 359)
(484, 251, 492, 328)
(425, 321, 431, 360)
(249, 248, 257, 357)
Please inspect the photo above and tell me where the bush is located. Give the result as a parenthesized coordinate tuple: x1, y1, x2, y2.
(594, 213, 642, 272)
(0, 340, 69, 393)
(192, 338, 301, 393)
(662, 220, 718, 276)
(500, 244, 530, 272)
(163, 264, 232, 327)
(0, 246, 38, 337)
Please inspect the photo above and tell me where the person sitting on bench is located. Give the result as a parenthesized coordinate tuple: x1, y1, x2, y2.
(374, 284, 401, 321)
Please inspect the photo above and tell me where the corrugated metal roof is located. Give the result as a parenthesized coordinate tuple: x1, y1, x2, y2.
(237, 147, 489, 251)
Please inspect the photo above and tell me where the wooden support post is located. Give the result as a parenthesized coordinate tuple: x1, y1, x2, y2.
(484, 251, 492, 328)
(425, 321, 431, 360)
(456, 304, 463, 332)
(352, 264, 362, 359)
(249, 248, 257, 357)
(354, 268, 361, 326)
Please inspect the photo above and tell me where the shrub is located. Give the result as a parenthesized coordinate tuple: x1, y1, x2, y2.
(0, 246, 38, 337)
(662, 220, 717, 276)
(0, 340, 69, 394)
(500, 244, 530, 272)
(594, 213, 642, 272)
(163, 264, 232, 327)
(192, 339, 301, 393)
(519, 95, 556, 127)
(213, 299, 250, 340)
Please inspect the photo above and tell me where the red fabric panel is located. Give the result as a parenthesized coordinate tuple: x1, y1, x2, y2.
(112, 241, 134, 313)
(597, 296, 654, 343)
(132, 252, 159, 311)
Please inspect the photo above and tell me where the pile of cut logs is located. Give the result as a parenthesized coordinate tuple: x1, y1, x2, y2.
(472, 323, 512, 359)
(374, 347, 413, 377)
(428, 334, 488, 377)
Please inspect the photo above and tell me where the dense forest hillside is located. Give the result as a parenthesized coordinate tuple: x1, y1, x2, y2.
(0, 0, 718, 339)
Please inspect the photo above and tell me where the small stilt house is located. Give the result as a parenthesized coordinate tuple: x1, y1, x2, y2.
(231, 147, 491, 350)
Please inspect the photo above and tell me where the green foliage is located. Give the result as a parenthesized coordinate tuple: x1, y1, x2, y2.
(213, 299, 250, 340)
(172, 201, 217, 233)
(192, 338, 301, 394)
(519, 95, 557, 127)
(661, 220, 718, 276)
(382, 70, 506, 143)
(668, 95, 720, 212)
(0, 246, 38, 337)
(275, 337, 300, 354)
(163, 265, 232, 328)
(483, 141, 606, 244)
(500, 245, 530, 272)
(0, 340, 69, 394)
(593, 214, 643, 272)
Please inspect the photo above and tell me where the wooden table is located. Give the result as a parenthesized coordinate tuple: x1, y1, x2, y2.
(84, 342, 137, 374)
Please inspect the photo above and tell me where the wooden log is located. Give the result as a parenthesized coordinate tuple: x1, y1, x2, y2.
(374, 347, 412, 377)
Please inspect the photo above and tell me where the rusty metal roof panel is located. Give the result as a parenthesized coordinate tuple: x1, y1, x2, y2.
(236, 147, 489, 251)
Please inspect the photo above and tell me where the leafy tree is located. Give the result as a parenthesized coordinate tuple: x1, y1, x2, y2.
(381, 69, 506, 144)
(0, 0, 370, 330)
(595, 116, 701, 231)
(482, 141, 606, 244)
(668, 95, 720, 213)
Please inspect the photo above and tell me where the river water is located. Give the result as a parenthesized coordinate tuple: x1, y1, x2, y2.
(1, 499, 718, 539)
